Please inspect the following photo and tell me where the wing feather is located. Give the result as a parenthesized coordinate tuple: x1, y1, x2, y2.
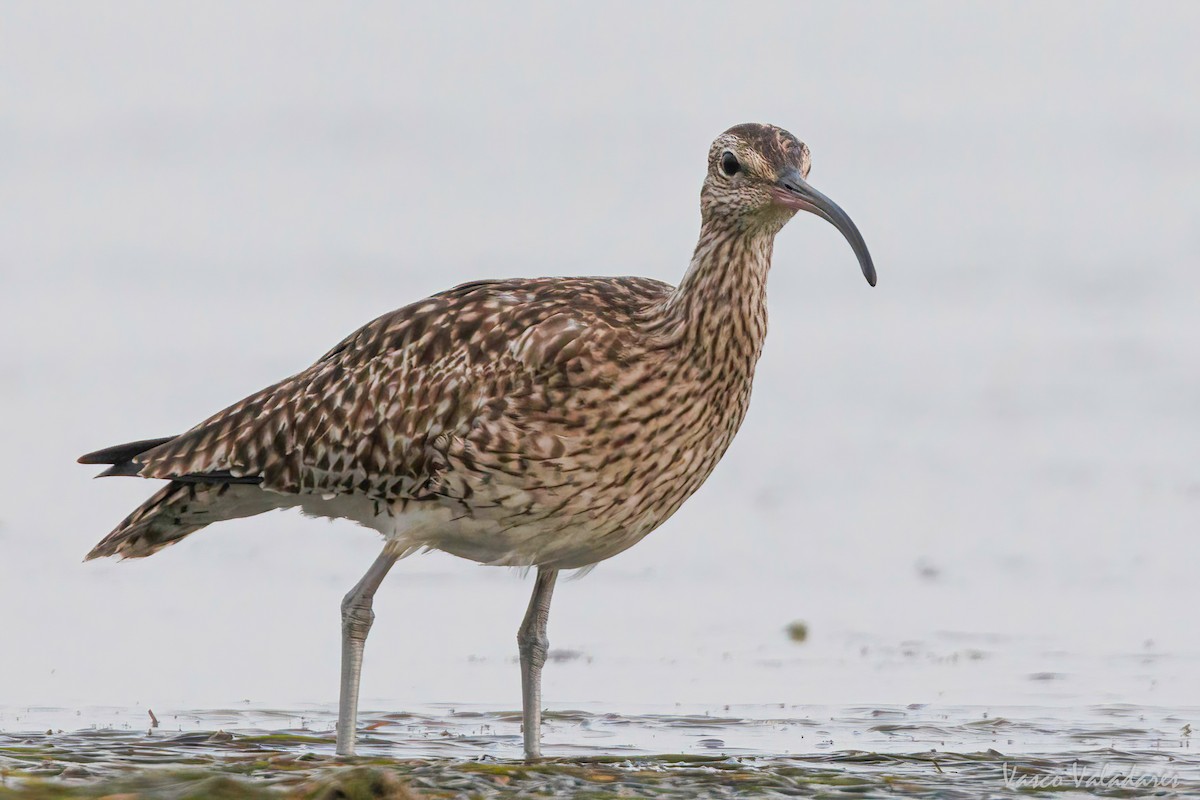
(129, 276, 672, 501)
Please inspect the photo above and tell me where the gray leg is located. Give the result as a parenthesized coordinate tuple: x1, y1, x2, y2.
(335, 547, 398, 756)
(517, 567, 558, 760)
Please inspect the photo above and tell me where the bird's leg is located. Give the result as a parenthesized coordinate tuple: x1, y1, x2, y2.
(517, 567, 558, 760)
(335, 547, 398, 756)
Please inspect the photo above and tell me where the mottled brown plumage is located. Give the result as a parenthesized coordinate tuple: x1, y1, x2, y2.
(80, 123, 875, 758)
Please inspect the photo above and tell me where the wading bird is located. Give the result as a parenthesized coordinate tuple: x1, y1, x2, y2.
(80, 123, 876, 759)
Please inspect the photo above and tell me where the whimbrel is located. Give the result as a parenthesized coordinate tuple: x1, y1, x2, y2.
(79, 123, 875, 759)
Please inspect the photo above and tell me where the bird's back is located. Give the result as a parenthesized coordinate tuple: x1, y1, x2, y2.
(89, 275, 756, 566)
(138, 276, 672, 492)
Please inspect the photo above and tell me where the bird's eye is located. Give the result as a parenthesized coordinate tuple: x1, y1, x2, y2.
(720, 151, 740, 176)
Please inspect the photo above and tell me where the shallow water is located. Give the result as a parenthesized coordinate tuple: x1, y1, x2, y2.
(3, 703, 1197, 797)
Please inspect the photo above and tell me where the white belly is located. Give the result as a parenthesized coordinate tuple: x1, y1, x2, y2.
(293, 493, 654, 569)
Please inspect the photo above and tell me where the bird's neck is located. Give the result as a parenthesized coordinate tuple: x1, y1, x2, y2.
(659, 221, 773, 372)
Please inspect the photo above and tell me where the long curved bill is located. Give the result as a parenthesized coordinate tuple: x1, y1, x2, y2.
(771, 168, 877, 287)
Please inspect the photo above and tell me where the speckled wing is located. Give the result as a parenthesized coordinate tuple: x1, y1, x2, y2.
(131, 277, 673, 506)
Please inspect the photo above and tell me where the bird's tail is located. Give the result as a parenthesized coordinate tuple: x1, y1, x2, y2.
(85, 480, 280, 560)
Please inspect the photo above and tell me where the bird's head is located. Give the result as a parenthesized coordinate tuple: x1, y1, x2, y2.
(702, 123, 876, 286)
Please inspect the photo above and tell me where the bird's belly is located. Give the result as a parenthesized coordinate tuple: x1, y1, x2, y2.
(297, 486, 665, 569)
(425, 516, 649, 569)
(418, 491, 662, 569)
(420, 458, 724, 568)
(297, 391, 743, 568)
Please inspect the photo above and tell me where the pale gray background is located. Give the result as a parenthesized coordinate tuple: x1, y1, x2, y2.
(2, 2, 1197, 716)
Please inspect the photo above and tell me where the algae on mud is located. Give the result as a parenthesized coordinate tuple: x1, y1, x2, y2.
(3, 751, 1197, 799)
(2, 704, 1198, 799)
